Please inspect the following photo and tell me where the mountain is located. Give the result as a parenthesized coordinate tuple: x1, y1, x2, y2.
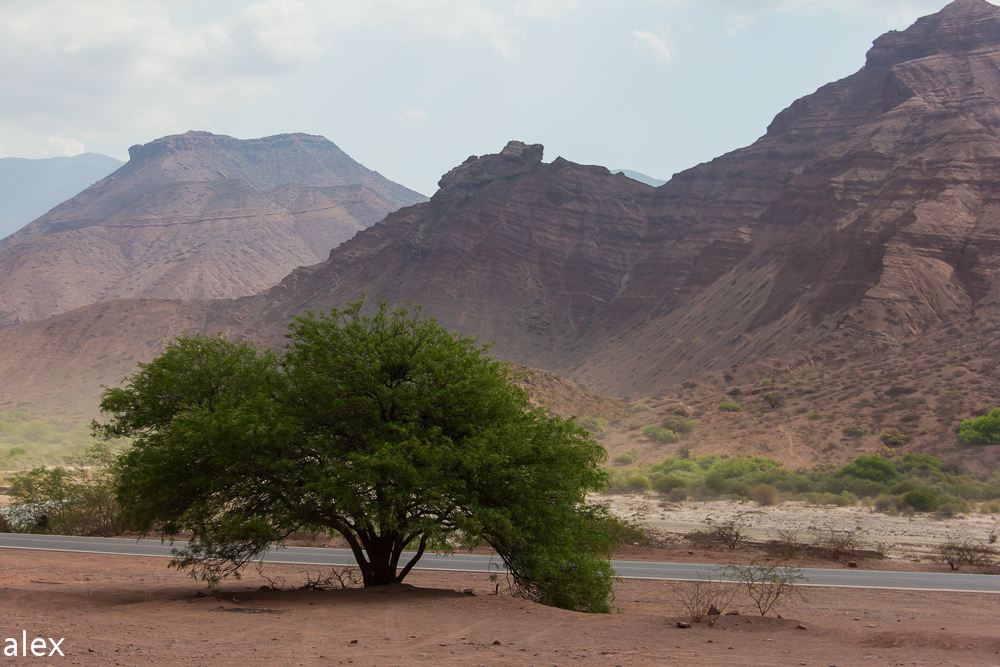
(0, 132, 426, 327)
(0, 153, 122, 240)
(611, 169, 667, 187)
(2, 0, 1000, 470)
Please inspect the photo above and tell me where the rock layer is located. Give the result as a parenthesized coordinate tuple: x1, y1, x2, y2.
(0, 132, 426, 326)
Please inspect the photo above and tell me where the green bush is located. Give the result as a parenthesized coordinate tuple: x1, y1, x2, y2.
(759, 378, 773, 386)
(660, 415, 700, 434)
(874, 494, 898, 513)
(763, 393, 783, 409)
(806, 492, 823, 505)
(631, 404, 651, 414)
(806, 412, 823, 421)
(824, 493, 854, 507)
(836, 455, 899, 484)
(578, 415, 608, 437)
(642, 425, 679, 443)
(613, 449, 638, 466)
(652, 474, 688, 494)
(717, 401, 742, 413)
(957, 408, 1000, 445)
(885, 385, 918, 398)
(625, 472, 652, 493)
(879, 428, 911, 447)
(901, 489, 939, 512)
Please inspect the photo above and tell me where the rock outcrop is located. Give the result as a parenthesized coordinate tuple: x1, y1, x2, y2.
(0, 132, 426, 326)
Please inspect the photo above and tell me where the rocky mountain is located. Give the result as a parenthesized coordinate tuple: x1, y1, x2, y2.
(0, 132, 426, 326)
(0, 153, 122, 240)
(2, 0, 1000, 470)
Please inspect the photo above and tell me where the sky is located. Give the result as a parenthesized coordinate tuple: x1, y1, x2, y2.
(0, 0, 985, 197)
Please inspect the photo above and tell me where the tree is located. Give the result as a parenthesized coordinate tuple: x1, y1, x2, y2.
(835, 455, 899, 484)
(95, 300, 618, 612)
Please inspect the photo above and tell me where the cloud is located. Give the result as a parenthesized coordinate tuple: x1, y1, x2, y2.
(0, 0, 523, 158)
(715, 0, 953, 33)
(400, 108, 429, 120)
(633, 28, 674, 64)
(514, 0, 578, 19)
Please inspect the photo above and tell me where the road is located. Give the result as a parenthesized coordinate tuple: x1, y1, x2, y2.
(2, 533, 999, 594)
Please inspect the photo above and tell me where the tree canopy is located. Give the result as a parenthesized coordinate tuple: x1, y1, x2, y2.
(957, 408, 1000, 445)
(94, 299, 618, 612)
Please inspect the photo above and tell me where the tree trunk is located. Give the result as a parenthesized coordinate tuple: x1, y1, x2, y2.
(342, 529, 428, 587)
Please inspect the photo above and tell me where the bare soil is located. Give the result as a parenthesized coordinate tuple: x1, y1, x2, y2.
(1, 542, 999, 667)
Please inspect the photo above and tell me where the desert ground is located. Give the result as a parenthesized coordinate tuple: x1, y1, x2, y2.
(2, 496, 1000, 667)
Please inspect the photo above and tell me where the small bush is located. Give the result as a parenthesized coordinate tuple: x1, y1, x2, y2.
(840, 424, 868, 439)
(824, 493, 854, 507)
(631, 404, 651, 413)
(901, 489, 939, 512)
(672, 407, 689, 417)
(879, 428, 911, 447)
(763, 393, 783, 409)
(874, 494, 898, 513)
(579, 415, 608, 437)
(806, 412, 823, 421)
(674, 446, 692, 460)
(806, 492, 823, 505)
(642, 425, 680, 443)
(751, 483, 780, 506)
(885, 385, 918, 397)
(728, 559, 804, 617)
(667, 487, 688, 502)
(759, 378, 773, 386)
(717, 401, 742, 413)
(625, 472, 652, 493)
(726, 387, 743, 397)
(613, 449, 638, 466)
(935, 538, 997, 571)
(661, 415, 700, 434)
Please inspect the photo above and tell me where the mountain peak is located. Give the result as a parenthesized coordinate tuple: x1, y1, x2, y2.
(435, 141, 543, 200)
(865, 0, 1000, 72)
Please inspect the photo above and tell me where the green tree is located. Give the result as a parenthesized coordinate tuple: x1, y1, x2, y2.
(95, 301, 618, 612)
(957, 408, 1000, 445)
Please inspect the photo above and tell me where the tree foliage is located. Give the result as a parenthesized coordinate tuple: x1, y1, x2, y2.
(94, 300, 617, 612)
(957, 408, 1000, 445)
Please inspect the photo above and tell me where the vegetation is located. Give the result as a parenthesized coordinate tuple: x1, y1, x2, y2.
(878, 428, 911, 446)
(2, 443, 126, 536)
(842, 424, 867, 438)
(604, 451, 1000, 514)
(957, 408, 1000, 445)
(729, 559, 804, 616)
(91, 300, 619, 613)
(641, 424, 679, 443)
(0, 411, 95, 469)
(717, 401, 742, 413)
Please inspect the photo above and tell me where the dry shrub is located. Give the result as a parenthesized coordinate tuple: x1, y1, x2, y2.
(935, 538, 997, 572)
(817, 529, 860, 558)
(751, 483, 780, 506)
(672, 569, 739, 625)
(687, 515, 750, 550)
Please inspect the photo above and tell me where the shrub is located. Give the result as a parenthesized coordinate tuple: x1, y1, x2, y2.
(631, 404, 651, 413)
(763, 393, 783, 409)
(836, 455, 899, 484)
(885, 385, 918, 397)
(667, 487, 689, 502)
(759, 378, 773, 386)
(613, 449, 638, 466)
(726, 387, 743, 397)
(901, 489, 939, 512)
(751, 483, 780, 506)
(578, 415, 608, 438)
(957, 408, 1000, 445)
(674, 446, 692, 460)
(661, 415, 700, 434)
(935, 538, 997, 571)
(651, 474, 688, 494)
(806, 492, 823, 505)
(673, 568, 739, 624)
(878, 428, 911, 447)
(717, 401, 742, 413)
(672, 407, 690, 417)
(874, 494, 898, 513)
(727, 559, 804, 616)
(824, 493, 854, 507)
(624, 472, 652, 493)
(806, 412, 823, 421)
(840, 424, 868, 438)
(642, 425, 679, 444)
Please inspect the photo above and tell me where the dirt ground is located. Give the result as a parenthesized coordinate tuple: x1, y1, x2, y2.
(0, 545, 999, 667)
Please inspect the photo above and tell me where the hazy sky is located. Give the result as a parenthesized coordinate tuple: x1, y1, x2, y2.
(0, 0, 982, 196)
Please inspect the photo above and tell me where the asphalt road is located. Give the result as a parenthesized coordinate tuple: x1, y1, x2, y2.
(2, 533, 999, 594)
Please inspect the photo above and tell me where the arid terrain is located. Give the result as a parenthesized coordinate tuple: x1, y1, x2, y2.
(1, 530, 999, 667)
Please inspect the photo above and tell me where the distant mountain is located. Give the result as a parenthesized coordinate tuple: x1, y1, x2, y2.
(0, 131, 426, 326)
(2, 0, 1000, 471)
(0, 153, 122, 240)
(611, 169, 666, 187)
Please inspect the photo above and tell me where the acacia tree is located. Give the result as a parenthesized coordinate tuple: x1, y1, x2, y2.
(95, 300, 618, 612)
